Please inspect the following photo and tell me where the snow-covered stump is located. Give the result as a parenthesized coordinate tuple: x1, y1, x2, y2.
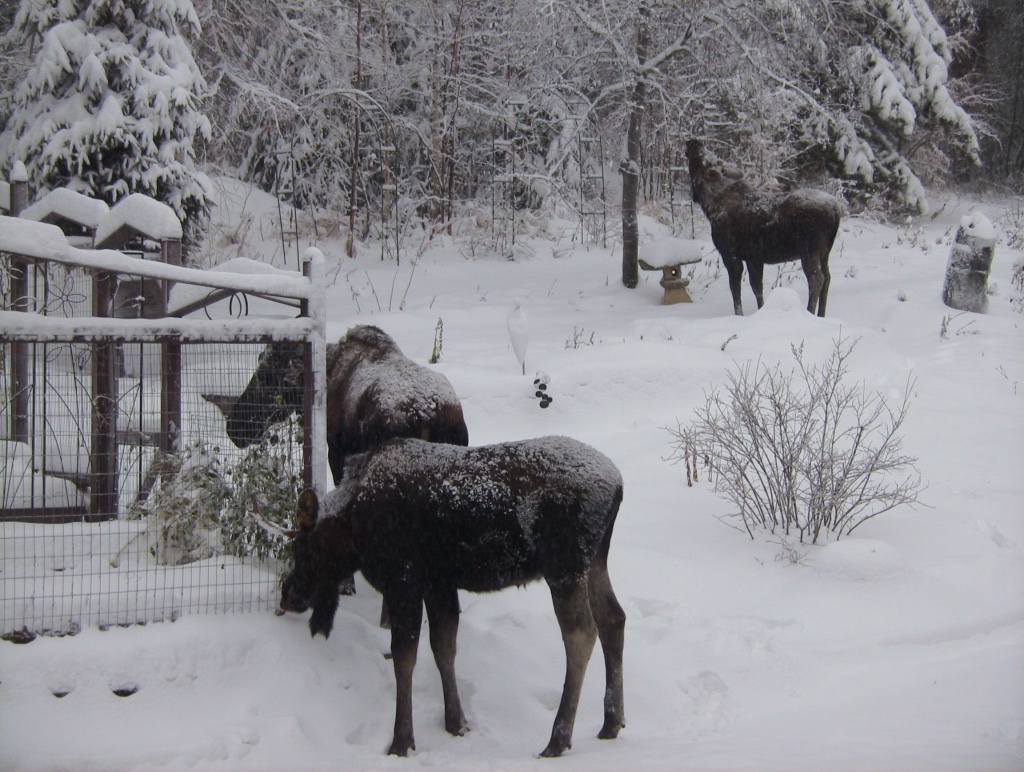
(943, 213, 996, 314)
(638, 237, 704, 305)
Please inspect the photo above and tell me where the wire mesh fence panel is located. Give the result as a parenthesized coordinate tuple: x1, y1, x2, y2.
(2, 198, 327, 637)
(2, 335, 312, 636)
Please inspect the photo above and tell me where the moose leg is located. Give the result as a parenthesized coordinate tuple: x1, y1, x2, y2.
(724, 257, 745, 315)
(747, 261, 766, 309)
(802, 255, 825, 316)
(387, 591, 424, 756)
(424, 587, 468, 737)
(540, 579, 598, 758)
(309, 577, 342, 638)
(587, 557, 626, 740)
(817, 255, 831, 317)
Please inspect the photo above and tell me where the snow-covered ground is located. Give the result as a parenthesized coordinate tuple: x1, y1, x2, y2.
(2, 181, 1023, 770)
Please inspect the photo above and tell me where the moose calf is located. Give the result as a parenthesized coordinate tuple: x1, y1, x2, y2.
(280, 436, 626, 758)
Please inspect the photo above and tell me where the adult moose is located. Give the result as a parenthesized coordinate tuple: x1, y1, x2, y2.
(225, 324, 469, 483)
(279, 436, 627, 758)
(686, 139, 843, 316)
(226, 324, 468, 608)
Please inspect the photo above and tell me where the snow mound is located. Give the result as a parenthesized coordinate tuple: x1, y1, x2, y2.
(757, 286, 802, 313)
(814, 539, 908, 581)
(10, 161, 28, 182)
(0, 442, 82, 509)
(208, 257, 302, 278)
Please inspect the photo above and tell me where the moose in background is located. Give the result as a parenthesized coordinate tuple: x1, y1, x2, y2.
(687, 138, 843, 316)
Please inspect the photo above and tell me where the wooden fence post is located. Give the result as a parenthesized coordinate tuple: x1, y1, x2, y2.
(9, 170, 30, 445)
(159, 238, 182, 459)
(91, 267, 118, 519)
(301, 250, 327, 497)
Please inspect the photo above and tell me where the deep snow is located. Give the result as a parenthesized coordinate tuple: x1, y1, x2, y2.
(1, 180, 1023, 770)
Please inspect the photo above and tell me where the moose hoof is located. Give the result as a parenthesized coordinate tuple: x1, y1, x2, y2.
(539, 740, 570, 758)
(387, 737, 415, 757)
(308, 611, 334, 639)
(597, 723, 623, 740)
(446, 716, 468, 737)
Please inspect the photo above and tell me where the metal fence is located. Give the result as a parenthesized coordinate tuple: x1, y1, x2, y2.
(1, 229, 327, 636)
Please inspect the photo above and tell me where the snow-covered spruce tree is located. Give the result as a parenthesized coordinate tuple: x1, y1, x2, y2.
(565, 0, 981, 216)
(0, 3, 31, 136)
(834, 0, 980, 210)
(0, 0, 211, 241)
(712, 0, 981, 213)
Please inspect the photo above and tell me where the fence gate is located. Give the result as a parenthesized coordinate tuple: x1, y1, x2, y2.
(1, 215, 327, 636)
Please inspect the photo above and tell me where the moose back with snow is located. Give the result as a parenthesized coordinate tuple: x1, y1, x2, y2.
(687, 138, 843, 316)
(226, 324, 469, 483)
(280, 436, 626, 758)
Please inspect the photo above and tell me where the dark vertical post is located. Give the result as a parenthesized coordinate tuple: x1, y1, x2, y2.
(301, 258, 314, 492)
(159, 239, 181, 458)
(620, 1, 651, 289)
(91, 269, 118, 519)
(9, 174, 30, 444)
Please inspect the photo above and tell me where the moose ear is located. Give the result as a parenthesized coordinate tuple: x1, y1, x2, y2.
(296, 489, 319, 530)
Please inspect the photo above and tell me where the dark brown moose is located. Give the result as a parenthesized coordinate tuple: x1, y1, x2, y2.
(686, 138, 843, 316)
(226, 324, 468, 614)
(226, 324, 469, 483)
(280, 436, 626, 758)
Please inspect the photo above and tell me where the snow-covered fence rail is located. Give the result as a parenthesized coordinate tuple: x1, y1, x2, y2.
(1, 214, 327, 636)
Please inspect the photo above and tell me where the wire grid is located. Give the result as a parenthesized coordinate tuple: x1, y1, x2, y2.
(1, 336, 307, 636)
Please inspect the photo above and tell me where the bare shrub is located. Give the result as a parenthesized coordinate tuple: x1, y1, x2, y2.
(1012, 257, 1024, 315)
(667, 337, 923, 543)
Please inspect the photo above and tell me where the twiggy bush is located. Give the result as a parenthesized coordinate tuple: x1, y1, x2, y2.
(667, 337, 922, 543)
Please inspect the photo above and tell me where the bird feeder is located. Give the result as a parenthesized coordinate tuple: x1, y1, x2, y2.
(638, 237, 705, 305)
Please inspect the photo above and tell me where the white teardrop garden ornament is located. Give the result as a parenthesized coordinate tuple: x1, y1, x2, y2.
(507, 297, 529, 375)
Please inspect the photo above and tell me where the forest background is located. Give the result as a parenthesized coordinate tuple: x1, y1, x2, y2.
(1, 0, 1022, 278)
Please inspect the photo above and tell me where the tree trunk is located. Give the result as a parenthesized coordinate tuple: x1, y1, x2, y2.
(621, 2, 651, 289)
(348, 0, 363, 258)
(428, 0, 463, 228)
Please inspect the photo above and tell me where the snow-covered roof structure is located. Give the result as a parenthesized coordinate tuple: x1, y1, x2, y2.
(0, 216, 319, 302)
(94, 193, 183, 248)
(21, 188, 110, 231)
